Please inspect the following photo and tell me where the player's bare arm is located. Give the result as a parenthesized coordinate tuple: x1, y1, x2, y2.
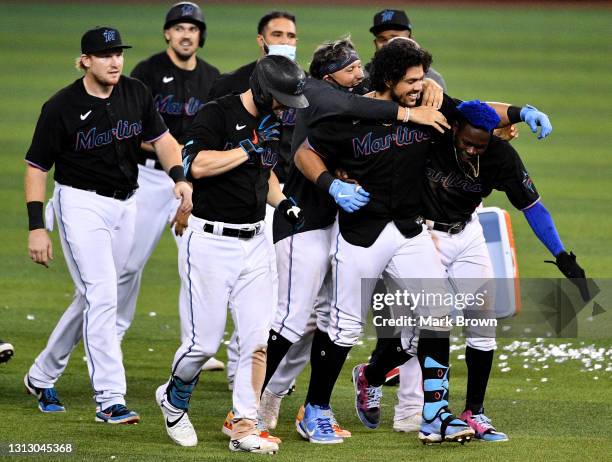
(421, 78, 443, 109)
(268, 171, 305, 228)
(24, 165, 53, 267)
(189, 146, 250, 178)
(152, 132, 193, 213)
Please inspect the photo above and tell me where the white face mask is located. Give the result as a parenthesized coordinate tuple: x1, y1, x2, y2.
(265, 43, 297, 61)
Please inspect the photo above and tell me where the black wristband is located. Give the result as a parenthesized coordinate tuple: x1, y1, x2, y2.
(168, 165, 186, 184)
(507, 105, 522, 124)
(315, 171, 335, 192)
(27, 201, 45, 230)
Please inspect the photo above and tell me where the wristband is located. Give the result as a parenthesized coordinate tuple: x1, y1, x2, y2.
(27, 201, 45, 230)
(316, 171, 335, 192)
(169, 165, 186, 183)
(507, 105, 522, 124)
(403, 107, 410, 123)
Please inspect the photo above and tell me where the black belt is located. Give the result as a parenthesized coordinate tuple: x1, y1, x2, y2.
(430, 220, 468, 235)
(137, 158, 164, 170)
(89, 188, 136, 201)
(202, 223, 262, 239)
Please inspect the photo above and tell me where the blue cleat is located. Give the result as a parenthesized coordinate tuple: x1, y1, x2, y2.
(296, 403, 344, 444)
(24, 374, 65, 413)
(95, 404, 140, 424)
(417, 357, 474, 445)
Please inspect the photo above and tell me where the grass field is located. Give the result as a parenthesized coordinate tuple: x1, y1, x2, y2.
(0, 2, 611, 461)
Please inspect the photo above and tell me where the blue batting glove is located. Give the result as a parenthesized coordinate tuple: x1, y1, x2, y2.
(520, 105, 552, 140)
(328, 179, 370, 213)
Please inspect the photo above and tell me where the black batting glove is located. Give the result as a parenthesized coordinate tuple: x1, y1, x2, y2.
(240, 114, 280, 162)
(278, 197, 305, 230)
(545, 250, 590, 301)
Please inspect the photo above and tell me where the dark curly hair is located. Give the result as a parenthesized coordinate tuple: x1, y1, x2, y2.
(309, 37, 357, 80)
(369, 39, 432, 92)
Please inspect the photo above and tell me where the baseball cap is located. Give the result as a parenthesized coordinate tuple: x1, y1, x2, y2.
(370, 9, 412, 35)
(81, 26, 132, 55)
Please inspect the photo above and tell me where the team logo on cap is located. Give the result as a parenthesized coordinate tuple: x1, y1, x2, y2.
(103, 29, 116, 43)
(294, 79, 305, 95)
(381, 10, 395, 22)
(181, 4, 194, 16)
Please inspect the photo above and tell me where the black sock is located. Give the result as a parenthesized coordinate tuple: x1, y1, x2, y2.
(365, 337, 412, 386)
(262, 330, 293, 393)
(417, 330, 450, 368)
(465, 346, 494, 414)
(369, 337, 391, 365)
(305, 329, 351, 406)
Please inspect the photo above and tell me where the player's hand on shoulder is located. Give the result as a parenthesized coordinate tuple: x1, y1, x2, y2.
(328, 179, 370, 213)
(493, 124, 519, 142)
(520, 105, 552, 139)
(421, 78, 444, 109)
(28, 228, 53, 268)
(546, 250, 591, 302)
(407, 106, 450, 134)
(174, 181, 193, 214)
(277, 197, 305, 230)
(171, 209, 190, 236)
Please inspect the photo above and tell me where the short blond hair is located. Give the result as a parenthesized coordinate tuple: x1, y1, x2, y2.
(75, 55, 88, 72)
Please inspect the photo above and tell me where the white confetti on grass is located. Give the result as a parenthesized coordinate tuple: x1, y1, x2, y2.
(27, 314, 35, 320)
(148, 311, 157, 317)
(541, 378, 548, 382)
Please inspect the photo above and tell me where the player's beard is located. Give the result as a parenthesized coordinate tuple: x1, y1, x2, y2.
(171, 40, 196, 62)
(390, 86, 421, 108)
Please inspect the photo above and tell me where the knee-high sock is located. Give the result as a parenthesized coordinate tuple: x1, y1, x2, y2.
(365, 337, 412, 386)
(305, 328, 351, 406)
(465, 345, 494, 413)
(262, 329, 293, 394)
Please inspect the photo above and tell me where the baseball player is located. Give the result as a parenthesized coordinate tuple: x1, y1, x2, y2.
(368, 100, 586, 441)
(209, 10, 299, 392)
(154, 55, 307, 454)
(117, 3, 222, 372)
(24, 26, 191, 422)
(0, 339, 14, 363)
(364, 9, 446, 91)
(259, 37, 444, 436)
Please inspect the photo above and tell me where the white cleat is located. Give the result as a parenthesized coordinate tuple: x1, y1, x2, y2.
(201, 357, 225, 372)
(393, 413, 422, 433)
(229, 434, 279, 454)
(259, 389, 283, 430)
(155, 383, 198, 447)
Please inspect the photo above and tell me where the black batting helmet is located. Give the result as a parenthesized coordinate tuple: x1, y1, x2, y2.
(164, 2, 207, 47)
(249, 55, 309, 112)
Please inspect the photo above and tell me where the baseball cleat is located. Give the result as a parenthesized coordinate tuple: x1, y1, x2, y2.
(460, 409, 508, 442)
(201, 357, 225, 372)
(418, 407, 474, 445)
(352, 363, 382, 429)
(296, 404, 351, 438)
(222, 409, 281, 444)
(0, 339, 14, 363)
(95, 404, 140, 424)
(229, 434, 279, 454)
(296, 403, 344, 444)
(24, 374, 65, 413)
(156, 383, 197, 446)
(393, 413, 422, 433)
(259, 389, 283, 430)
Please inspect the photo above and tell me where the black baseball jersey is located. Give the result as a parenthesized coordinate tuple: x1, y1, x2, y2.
(25, 76, 168, 192)
(423, 134, 540, 223)
(210, 59, 295, 182)
(130, 52, 219, 159)
(183, 94, 278, 224)
(272, 78, 399, 243)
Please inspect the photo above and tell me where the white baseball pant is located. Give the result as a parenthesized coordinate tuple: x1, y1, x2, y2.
(28, 183, 136, 409)
(172, 216, 274, 421)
